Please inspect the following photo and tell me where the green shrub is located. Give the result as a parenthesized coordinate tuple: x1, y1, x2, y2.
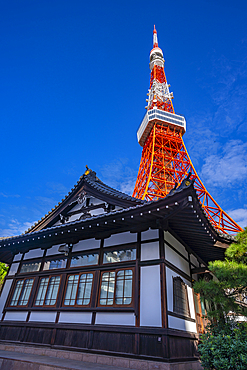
(198, 323, 247, 370)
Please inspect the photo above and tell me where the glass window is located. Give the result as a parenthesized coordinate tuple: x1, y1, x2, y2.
(200, 298, 206, 315)
(70, 253, 98, 268)
(173, 277, 190, 317)
(10, 278, 34, 306)
(100, 271, 115, 305)
(115, 270, 133, 305)
(35, 276, 60, 306)
(43, 258, 67, 270)
(64, 273, 93, 306)
(20, 262, 41, 273)
(99, 269, 133, 306)
(103, 248, 136, 264)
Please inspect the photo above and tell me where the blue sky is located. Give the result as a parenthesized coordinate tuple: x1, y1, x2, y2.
(1, 0, 247, 237)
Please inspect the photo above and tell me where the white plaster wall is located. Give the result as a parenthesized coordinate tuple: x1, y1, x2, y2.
(165, 245, 190, 275)
(190, 254, 199, 267)
(13, 253, 22, 262)
(0, 279, 13, 316)
(104, 232, 137, 247)
(46, 244, 63, 256)
(165, 267, 195, 320)
(4, 311, 28, 321)
(90, 197, 104, 206)
(90, 208, 105, 216)
(8, 263, 19, 276)
(168, 315, 197, 333)
(29, 311, 57, 322)
(59, 312, 92, 324)
(164, 232, 188, 258)
(24, 248, 44, 260)
(141, 229, 159, 241)
(95, 312, 135, 326)
(141, 241, 160, 261)
(187, 285, 196, 319)
(140, 265, 162, 327)
(72, 239, 100, 252)
(69, 214, 82, 222)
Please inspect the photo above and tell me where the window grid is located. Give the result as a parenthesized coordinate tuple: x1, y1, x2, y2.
(64, 275, 79, 305)
(173, 277, 190, 317)
(10, 279, 34, 307)
(35, 276, 61, 306)
(99, 268, 133, 307)
(63, 273, 94, 306)
(77, 273, 93, 305)
(100, 271, 115, 306)
(115, 270, 133, 305)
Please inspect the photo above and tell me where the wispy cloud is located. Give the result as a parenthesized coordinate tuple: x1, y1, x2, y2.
(45, 182, 69, 196)
(201, 140, 247, 187)
(0, 220, 35, 238)
(119, 179, 136, 195)
(227, 208, 247, 229)
(204, 54, 247, 136)
(35, 196, 57, 207)
(0, 192, 20, 198)
(99, 159, 137, 196)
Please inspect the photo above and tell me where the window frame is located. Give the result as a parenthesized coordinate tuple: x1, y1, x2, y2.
(173, 276, 191, 318)
(62, 271, 95, 308)
(69, 251, 99, 269)
(33, 274, 61, 307)
(102, 246, 137, 265)
(19, 260, 42, 274)
(9, 278, 34, 307)
(98, 267, 134, 308)
(42, 257, 68, 271)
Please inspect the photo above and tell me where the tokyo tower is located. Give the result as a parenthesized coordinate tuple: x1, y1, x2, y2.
(133, 26, 242, 235)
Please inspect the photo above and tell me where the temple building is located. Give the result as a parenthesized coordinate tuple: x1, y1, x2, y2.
(0, 168, 233, 365)
(0, 27, 238, 368)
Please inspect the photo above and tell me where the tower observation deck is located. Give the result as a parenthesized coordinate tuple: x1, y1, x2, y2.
(133, 26, 242, 234)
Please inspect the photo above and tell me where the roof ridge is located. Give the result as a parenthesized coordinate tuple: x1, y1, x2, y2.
(25, 168, 144, 235)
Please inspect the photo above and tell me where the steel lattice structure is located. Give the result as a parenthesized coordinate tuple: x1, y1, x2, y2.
(133, 26, 242, 234)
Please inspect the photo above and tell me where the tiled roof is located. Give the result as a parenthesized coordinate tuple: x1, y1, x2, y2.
(25, 168, 145, 234)
(0, 179, 234, 264)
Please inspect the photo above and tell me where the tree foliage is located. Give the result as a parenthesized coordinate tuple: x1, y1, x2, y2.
(0, 262, 8, 291)
(194, 227, 247, 321)
(194, 227, 247, 369)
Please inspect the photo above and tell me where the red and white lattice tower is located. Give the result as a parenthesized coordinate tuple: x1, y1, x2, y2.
(133, 26, 242, 234)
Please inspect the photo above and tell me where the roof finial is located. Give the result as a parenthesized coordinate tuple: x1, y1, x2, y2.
(153, 25, 158, 48)
(85, 165, 90, 175)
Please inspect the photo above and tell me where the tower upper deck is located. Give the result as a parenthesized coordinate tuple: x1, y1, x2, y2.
(137, 26, 186, 147)
(137, 108, 186, 147)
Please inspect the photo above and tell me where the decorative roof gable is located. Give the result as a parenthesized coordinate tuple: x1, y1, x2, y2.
(26, 167, 145, 234)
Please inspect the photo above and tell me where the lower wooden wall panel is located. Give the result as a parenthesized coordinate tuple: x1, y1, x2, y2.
(139, 334, 164, 358)
(0, 326, 23, 342)
(92, 331, 134, 354)
(25, 327, 53, 345)
(0, 323, 199, 362)
(169, 336, 198, 360)
(54, 329, 89, 348)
